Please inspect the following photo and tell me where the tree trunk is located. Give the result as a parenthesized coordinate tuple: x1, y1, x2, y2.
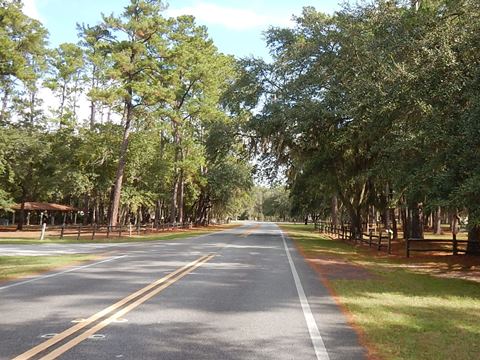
(82, 194, 90, 225)
(434, 206, 442, 235)
(0, 85, 10, 124)
(89, 100, 96, 129)
(383, 183, 391, 230)
(390, 207, 398, 241)
(331, 196, 338, 227)
(410, 202, 424, 239)
(195, 192, 205, 225)
(89, 68, 97, 129)
(178, 170, 184, 224)
(17, 201, 26, 231)
(92, 198, 98, 224)
(29, 89, 36, 124)
(350, 208, 363, 239)
(467, 224, 480, 254)
(109, 102, 133, 227)
(401, 206, 408, 239)
(155, 200, 161, 228)
(170, 177, 179, 223)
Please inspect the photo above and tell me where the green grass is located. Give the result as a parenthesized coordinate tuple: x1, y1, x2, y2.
(0, 225, 237, 245)
(280, 224, 480, 360)
(0, 254, 99, 281)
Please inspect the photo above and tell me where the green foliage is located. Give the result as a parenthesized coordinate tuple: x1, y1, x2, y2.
(0, 0, 253, 225)
(242, 0, 480, 236)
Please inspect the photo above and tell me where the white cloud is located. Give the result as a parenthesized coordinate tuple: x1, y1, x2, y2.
(22, 0, 42, 21)
(167, 2, 292, 31)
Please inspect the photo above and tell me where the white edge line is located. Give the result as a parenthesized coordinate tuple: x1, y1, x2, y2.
(280, 230, 330, 360)
(0, 255, 127, 291)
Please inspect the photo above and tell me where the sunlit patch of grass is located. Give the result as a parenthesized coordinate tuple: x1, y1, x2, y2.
(280, 224, 480, 360)
(0, 224, 239, 244)
(0, 254, 98, 281)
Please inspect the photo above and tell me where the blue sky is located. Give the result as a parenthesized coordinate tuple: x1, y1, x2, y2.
(23, 0, 342, 59)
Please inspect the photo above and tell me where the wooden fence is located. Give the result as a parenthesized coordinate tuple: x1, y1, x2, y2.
(314, 220, 392, 254)
(405, 235, 478, 257)
(315, 220, 479, 257)
(35, 220, 229, 241)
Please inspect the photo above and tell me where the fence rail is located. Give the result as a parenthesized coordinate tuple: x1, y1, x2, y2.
(314, 220, 392, 254)
(405, 237, 478, 257)
(32, 220, 228, 241)
(315, 220, 479, 257)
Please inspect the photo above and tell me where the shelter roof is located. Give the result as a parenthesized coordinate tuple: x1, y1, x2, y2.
(12, 202, 77, 212)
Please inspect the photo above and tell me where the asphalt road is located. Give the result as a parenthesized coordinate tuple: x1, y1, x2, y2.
(0, 223, 366, 360)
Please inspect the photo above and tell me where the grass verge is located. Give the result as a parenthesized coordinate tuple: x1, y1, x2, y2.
(0, 224, 239, 245)
(280, 224, 480, 360)
(0, 254, 99, 282)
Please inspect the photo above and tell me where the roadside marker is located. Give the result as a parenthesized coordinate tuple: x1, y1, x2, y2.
(280, 230, 330, 360)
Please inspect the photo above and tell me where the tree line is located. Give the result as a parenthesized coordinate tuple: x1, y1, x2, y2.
(0, 0, 253, 229)
(237, 0, 480, 251)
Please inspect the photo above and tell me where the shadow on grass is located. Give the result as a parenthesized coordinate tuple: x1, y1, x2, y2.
(0, 227, 236, 245)
(333, 270, 480, 360)
(281, 223, 480, 360)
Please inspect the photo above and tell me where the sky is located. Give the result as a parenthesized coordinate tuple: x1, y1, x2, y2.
(20, 0, 343, 126)
(22, 0, 343, 59)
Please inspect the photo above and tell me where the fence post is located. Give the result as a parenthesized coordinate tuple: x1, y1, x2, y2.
(76, 225, 82, 241)
(107, 225, 110, 238)
(91, 224, 97, 240)
(369, 230, 372, 247)
(377, 231, 382, 251)
(129, 224, 132, 237)
(118, 225, 122, 238)
(406, 239, 410, 258)
(452, 233, 458, 255)
(136, 222, 140, 235)
(387, 231, 392, 254)
(60, 223, 65, 239)
(40, 223, 47, 240)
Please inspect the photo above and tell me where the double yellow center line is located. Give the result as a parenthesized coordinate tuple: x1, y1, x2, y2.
(14, 254, 216, 360)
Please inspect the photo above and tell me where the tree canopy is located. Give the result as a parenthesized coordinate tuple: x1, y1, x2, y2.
(239, 0, 480, 249)
(0, 0, 253, 228)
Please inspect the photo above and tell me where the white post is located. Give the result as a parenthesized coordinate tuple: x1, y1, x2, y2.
(40, 222, 47, 240)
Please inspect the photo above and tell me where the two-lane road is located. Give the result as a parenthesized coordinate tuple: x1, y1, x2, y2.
(0, 223, 366, 359)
